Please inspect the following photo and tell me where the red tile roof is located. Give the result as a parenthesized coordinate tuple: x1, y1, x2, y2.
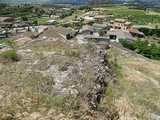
(129, 29, 139, 34)
(83, 19, 92, 24)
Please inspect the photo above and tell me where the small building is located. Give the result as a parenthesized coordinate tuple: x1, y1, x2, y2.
(93, 23, 110, 32)
(69, 20, 80, 26)
(0, 17, 15, 23)
(51, 15, 60, 19)
(107, 30, 134, 42)
(83, 16, 95, 24)
(47, 20, 56, 25)
(0, 29, 8, 39)
(80, 25, 94, 35)
(13, 31, 39, 40)
(62, 8, 71, 11)
(54, 27, 76, 39)
(129, 29, 145, 38)
(84, 36, 110, 42)
(13, 21, 28, 28)
(94, 15, 106, 20)
(109, 18, 132, 30)
(38, 27, 65, 40)
(83, 19, 93, 24)
(41, 14, 50, 18)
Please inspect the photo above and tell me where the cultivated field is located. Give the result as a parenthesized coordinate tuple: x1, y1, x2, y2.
(105, 6, 160, 27)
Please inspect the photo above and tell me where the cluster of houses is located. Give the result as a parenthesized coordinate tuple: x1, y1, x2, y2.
(0, 7, 156, 50)
(77, 17, 147, 43)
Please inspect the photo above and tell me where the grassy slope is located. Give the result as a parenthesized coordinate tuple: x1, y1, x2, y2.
(112, 48, 160, 119)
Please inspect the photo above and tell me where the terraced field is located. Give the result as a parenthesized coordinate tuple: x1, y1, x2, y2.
(105, 7, 160, 26)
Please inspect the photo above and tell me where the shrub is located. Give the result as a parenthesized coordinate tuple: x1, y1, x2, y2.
(88, 38, 97, 43)
(99, 29, 107, 36)
(71, 50, 80, 57)
(138, 28, 160, 37)
(0, 37, 13, 47)
(0, 50, 19, 63)
(120, 40, 160, 61)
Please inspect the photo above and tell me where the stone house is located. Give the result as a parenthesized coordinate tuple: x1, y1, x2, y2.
(109, 19, 132, 30)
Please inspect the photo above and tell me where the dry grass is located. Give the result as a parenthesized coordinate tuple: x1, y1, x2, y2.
(0, 39, 112, 119)
(112, 48, 160, 119)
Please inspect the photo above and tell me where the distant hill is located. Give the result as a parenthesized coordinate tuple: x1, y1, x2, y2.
(0, 0, 159, 7)
(0, 0, 88, 4)
(87, 0, 112, 5)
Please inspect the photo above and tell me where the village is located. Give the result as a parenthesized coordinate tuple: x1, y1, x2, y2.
(1, 4, 159, 52)
(0, 2, 160, 120)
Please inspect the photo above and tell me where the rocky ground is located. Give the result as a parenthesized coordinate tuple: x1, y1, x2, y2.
(0, 37, 116, 120)
(1, 35, 160, 120)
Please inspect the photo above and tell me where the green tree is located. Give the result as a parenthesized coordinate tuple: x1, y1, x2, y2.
(21, 16, 28, 21)
(33, 20, 38, 25)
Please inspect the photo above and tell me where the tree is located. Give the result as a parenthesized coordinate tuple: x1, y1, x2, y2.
(33, 20, 38, 25)
(155, 25, 158, 29)
(21, 16, 28, 21)
(99, 29, 107, 36)
(120, 39, 160, 61)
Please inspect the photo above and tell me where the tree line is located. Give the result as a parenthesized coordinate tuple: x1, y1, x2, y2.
(138, 28, 160, 37)
(121, 40, 160, 61)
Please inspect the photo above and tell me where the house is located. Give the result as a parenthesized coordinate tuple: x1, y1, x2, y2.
(70, 20, 80, 26)
(83, 16, 95, 24)
(109, 19, 132, 30)
(0, 17, 15, 28)
(1, 22, 13, 28)
(84, 36, 110, 43)
(0, 29, 8, 39)
(62, 8, 71, 11)
(83, 19, 93, 24)
(80, 25, 93, 35)
(13, 31, 39, 40)
(107, 30, 134, 42)
(54, 27, 76, 39)
(13, 21, 28, 28)
(94, 15, 106, 20)
(93, 23, 110, 32)
(129, 29, 145, 38)
(38, 27, 65, 40)
(87, 11, 100, 15)
(51, 15, 60, 19)
(41, 14, 50, 18)
(47, 20, 56, 25)
(0, 17, 15, 23)
(14, 28, 27, 34)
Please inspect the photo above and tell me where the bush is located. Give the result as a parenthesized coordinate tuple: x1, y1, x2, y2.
(71, 50, 80, 57)
(99, 29, 107, 36)
(0, 50, 19, 63)
(21, 16, 28, 21)
(121, 40, 160, 60)
(0, 37, 13, 46)
(138, 28, 160, 37)
(88, 39, 97, 43)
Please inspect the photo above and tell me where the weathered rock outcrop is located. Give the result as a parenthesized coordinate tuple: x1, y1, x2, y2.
(0, 37, 115, 119)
